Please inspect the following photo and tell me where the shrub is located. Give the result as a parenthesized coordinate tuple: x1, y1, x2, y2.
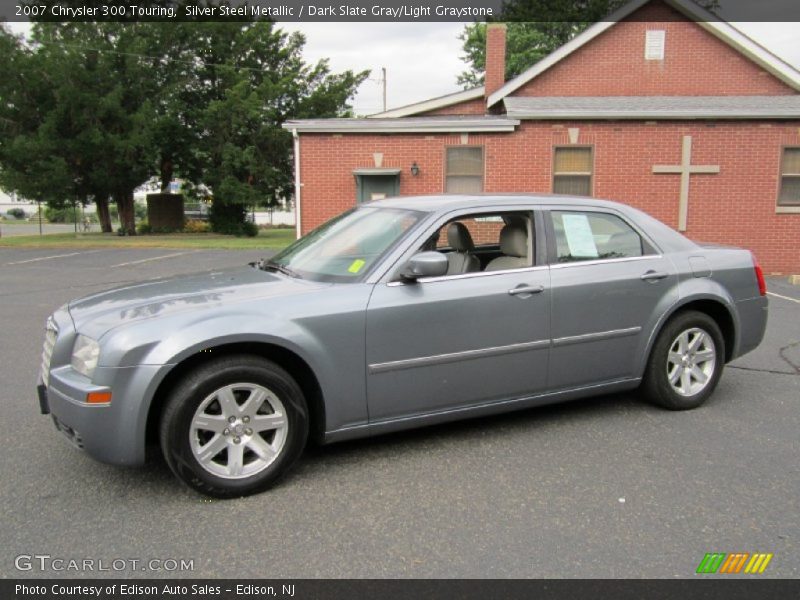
(258, 223, 294, 230)
(44, 206, 77, 223)
(7, 207, 26, 219)
(240, 221, 259, 237)
(209, 204, 258, 237)
(137, 221, 183, 234)
(184, 219, 210, 233)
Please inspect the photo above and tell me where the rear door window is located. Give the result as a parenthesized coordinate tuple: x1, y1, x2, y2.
(550, 211, 643, 263)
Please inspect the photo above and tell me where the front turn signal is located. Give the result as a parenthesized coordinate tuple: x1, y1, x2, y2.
(86, 391, 112, 404)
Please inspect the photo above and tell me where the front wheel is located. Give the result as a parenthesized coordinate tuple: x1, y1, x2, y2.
(159, 355, 308, 498)
(641, 311, 725, 410)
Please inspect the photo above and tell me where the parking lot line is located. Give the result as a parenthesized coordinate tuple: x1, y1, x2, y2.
(767, 292, 800, 305)
(109, 251, 192, 267)
(4, 251, 101, 265)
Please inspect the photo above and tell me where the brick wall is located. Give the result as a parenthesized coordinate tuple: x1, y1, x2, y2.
(296, 0, 800, 273)
(298, 122, 800, 274)
(485, 23, 508, 101)
(514, 1, 795, 97)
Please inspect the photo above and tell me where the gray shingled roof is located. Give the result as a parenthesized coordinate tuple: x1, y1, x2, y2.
(283, 116, 519, 133)
(504, 96, 800, 119)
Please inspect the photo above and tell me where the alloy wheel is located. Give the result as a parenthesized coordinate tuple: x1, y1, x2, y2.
(666, 327, 717, 397)
(189, 383, 288, 479)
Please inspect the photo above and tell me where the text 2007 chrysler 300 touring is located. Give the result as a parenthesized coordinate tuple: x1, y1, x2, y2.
(37, 195, 768, 497)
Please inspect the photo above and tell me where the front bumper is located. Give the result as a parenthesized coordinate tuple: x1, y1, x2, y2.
(38, 363, 165, 467)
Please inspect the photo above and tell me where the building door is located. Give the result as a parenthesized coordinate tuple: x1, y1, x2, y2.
(356, 174, 399, 203)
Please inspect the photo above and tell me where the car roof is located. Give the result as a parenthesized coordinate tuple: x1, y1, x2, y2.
(367, 193, 629, 213)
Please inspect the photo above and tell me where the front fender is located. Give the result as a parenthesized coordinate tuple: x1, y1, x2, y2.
(99, 291, 371, 454)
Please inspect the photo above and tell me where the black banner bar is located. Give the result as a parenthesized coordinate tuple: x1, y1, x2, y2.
(3, 0, 800, 22)
(4, 579, 800, 600)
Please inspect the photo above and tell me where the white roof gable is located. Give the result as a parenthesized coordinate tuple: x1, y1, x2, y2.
(487, 0, 800, 107)
(368, 87, 484, 118)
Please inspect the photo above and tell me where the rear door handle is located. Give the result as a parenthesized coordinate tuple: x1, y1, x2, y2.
(640, 270, 669, 282)
(508, 285, 545, 296)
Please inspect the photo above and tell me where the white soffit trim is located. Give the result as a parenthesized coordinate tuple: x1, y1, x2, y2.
(282, 119, 520, 134)
(368, 86, 485, 118)
(487, 0, 800, 107)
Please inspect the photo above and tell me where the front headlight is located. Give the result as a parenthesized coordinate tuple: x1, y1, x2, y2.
(71, 334, 100, 379)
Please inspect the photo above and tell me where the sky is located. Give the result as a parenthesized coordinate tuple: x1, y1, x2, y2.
(5, 21, 799, 116)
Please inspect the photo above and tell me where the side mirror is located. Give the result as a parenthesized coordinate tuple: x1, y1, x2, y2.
(400, 251, 449, 281)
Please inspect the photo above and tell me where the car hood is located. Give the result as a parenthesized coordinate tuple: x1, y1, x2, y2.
(68, 266, 327, 338)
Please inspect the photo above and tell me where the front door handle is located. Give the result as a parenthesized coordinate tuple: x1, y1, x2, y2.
(640, 270, 669, 282)
(508, 284, 545, 297)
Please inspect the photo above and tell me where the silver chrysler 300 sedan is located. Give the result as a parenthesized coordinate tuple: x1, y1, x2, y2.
(37, 195, 768, 497)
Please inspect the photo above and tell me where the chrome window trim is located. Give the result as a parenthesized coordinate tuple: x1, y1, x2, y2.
(369, 339, 550, 374)
(550, 255, 663, 269)
(386, 264, 549, 287)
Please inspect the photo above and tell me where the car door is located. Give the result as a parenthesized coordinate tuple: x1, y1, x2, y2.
(545, 208, 679, 390)
(365, 209, 551, 422)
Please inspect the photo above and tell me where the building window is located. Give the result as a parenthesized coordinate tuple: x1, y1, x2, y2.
(645, 30, 665, 60)
(553, 147, 593, 196)
(445, 146, 484, 193)
(779, 147, 800, 206)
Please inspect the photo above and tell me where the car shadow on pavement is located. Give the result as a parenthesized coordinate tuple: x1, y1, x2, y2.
(52, 391, 669, 500)
(294, 391, 652, 477)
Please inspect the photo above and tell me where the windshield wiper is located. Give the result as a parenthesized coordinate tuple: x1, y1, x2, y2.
(261, 260, 302, 279)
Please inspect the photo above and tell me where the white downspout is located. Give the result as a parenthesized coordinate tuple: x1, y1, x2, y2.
(292, 128, 301, 239)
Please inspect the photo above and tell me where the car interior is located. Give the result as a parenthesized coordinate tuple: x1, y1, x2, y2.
(420, 212, 533, 275)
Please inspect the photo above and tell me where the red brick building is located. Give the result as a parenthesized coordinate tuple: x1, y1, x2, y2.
(283, 0, 800, 274)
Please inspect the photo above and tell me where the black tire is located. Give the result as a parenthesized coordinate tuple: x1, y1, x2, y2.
(641, 310, 725, 410)
(159, 355, 308, 498)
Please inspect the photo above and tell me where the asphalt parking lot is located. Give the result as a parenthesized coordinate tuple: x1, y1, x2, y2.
(0, 247, 798, 579)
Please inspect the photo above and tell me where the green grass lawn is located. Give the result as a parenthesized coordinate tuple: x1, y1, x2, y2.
(0, 229, 296, 250)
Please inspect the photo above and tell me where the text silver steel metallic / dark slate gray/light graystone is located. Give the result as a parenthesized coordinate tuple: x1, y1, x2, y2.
(37, 194, 768, 467)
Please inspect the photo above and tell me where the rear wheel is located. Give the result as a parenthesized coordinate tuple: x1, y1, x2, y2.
(160, 355, 308, 498)
(641, 311, 725, 410)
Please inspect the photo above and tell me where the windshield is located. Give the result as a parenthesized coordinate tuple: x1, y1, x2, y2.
(265, 207, 424, 282)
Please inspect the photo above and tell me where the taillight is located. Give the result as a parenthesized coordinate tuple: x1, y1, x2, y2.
(752, 254, 766, 296)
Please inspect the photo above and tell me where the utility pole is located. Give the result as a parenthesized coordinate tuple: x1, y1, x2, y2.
(381, 67, 387, 113)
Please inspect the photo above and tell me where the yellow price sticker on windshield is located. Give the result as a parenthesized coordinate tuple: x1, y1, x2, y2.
(348, 259, 366, 274)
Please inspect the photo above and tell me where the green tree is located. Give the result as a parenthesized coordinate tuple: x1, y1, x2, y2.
(188, 22, 367, 234)
(0, 23, 155, 233)
(458, 0, 719, 88)
(1, 19, 366, 235)
(0, 26, 98, 224)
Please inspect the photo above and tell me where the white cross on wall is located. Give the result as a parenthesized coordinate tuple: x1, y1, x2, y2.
(652, 135, 720, 232)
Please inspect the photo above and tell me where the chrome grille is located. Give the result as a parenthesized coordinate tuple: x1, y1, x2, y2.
(40, 318, 58, 387)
